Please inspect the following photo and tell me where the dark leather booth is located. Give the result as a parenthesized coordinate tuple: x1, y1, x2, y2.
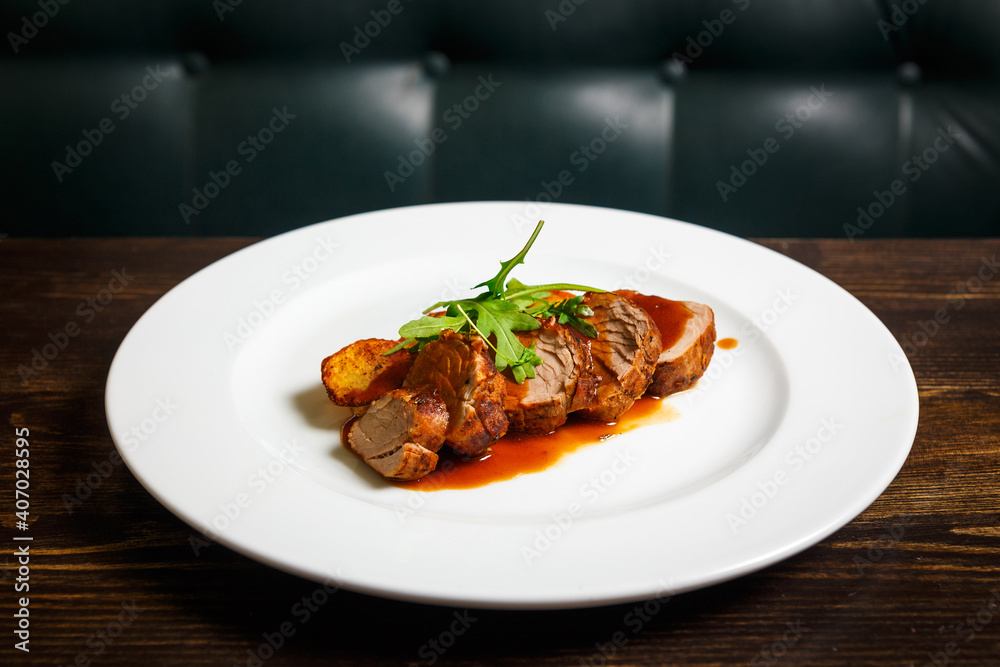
(2, 0, 998, 238)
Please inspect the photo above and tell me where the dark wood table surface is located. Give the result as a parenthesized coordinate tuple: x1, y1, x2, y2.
(1, 237, 998, 666)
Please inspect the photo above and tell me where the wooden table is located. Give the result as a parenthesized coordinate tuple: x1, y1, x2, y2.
(1, 238, 998, 666)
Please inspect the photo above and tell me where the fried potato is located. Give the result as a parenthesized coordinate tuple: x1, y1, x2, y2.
(320, 338, 416, 408)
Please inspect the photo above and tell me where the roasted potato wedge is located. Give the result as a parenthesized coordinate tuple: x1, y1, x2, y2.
(320, 338, 415, 408)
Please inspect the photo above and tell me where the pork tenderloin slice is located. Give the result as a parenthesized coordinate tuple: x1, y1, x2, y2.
(646, 301, 715, 396)
(575, 291, 661, 422)
(614, 290, 716, 397)
(345, 388, 448, 480)
(404, 330, 508, 456)
(504, 318, 596, 434)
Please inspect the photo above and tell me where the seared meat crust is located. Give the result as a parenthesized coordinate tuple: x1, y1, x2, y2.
(504, 318, 597, 434)
(346, 388, 448, 480)
(575, 291, 662, 422)
(404, 330, 508, 455)
(646, 301, 715, 397)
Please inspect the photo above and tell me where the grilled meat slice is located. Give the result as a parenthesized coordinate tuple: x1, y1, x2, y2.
(404, 330, 508, 456)
(614, 290, 716, 397)
(649, 302, 715, 396)
(504, 317, 597, 434)
(345, 388, 448, 480)
(575, 291, 661, 422)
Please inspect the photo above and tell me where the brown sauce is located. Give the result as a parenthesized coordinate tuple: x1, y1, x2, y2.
(614, 290, 693, 351)
(394, 396, 679, 491)
(717, 337, 738, 350)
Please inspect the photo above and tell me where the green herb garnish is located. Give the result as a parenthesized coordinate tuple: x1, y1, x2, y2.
(389, 221, 604, 383)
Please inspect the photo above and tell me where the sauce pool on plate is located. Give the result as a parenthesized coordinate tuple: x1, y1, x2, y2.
(381, 396, 679, 491)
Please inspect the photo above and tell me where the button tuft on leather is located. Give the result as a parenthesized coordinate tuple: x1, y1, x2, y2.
(182, 51, 210, 76)
(423, 51, 451, 78)
(660, 58, 686, 84)
(897, 61, 922, 86)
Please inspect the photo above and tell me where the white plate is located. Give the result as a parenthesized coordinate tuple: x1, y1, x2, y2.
(105, 201, 919, 609)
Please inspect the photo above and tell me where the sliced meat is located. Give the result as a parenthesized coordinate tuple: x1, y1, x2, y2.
(404, 330, 508, 456)
(616, 290, 716, 397)
(648, 301, 715, 396)
(504, 317, 597, 434)
(345, 388, 448, 480)
(321, 338, 414, 409)
(575, 291, 661, 422)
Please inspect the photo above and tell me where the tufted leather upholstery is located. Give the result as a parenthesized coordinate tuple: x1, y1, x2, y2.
(2, 0, 998, 238)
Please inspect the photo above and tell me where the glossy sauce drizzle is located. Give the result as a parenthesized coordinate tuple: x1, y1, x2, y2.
(614, 290, 692, 351)
(394, 396, 679, 491)
(717, 337, 738, 349)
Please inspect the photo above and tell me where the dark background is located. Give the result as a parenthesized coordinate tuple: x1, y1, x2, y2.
(2, 0, 998, 239)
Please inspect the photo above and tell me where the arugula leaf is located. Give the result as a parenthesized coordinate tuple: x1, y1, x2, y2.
(463, 300, 542, 382)
(502, 280, 606, 301)
(398, 314, 466, 339)
(545, 295, 598, 338)
(475, 221, 546, 298)
(388, 220, 606, 383)
(502, 279, 601, 337)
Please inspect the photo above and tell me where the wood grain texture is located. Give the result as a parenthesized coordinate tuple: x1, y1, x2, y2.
(1, 238, 998, 666)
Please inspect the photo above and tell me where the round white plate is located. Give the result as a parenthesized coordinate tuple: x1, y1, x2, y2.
(105, 201, 919, 609)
